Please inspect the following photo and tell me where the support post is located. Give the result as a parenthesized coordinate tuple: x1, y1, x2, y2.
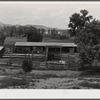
(45, 46, 48, 69)
(32, 49, 33, 59)
(60, 46, 62, 60)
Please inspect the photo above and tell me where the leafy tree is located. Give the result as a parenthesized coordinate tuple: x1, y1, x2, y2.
(27, 26, 43, 42)
(68, 9, 93, 37)
(41, 29, 45, 35)
(76, 19, 100, 66)
(48, 29, 51, 34)
(51, 28, 58, 36)
(10, 26, 16, 37)
(37, 28, 45, 35)
(0, 29, 6, 45)
(68, 9, 100, 68)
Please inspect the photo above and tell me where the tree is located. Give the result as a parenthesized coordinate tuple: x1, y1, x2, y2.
(41, 29, 45, 35)
(51, 28, 58, 36)
(27, 26, 43, 42)
(68, 9, 100, 69)
(0, 29, 6, 45)
(68, 9, 93, 37)
(76, 19, 100, 66)
(37, 28, 45, 35)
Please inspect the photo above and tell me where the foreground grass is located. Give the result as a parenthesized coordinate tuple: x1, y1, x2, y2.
(0, 77, 29, 89)
(0, 67, 100, 89)
(79, 81, 100, 89)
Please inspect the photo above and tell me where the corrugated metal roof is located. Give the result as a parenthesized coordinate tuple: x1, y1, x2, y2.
(0, 46, 3, 51)
(15, 42, 77, 47)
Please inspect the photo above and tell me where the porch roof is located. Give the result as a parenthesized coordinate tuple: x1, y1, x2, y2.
(15, 42, 77, 47)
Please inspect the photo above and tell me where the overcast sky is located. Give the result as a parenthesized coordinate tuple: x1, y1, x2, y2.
(0, 2, 100, 29)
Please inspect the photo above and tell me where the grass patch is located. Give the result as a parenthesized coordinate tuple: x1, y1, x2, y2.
(4, 37, 26, 45)
(0, 77, 29, 89)
(79, 81, 100, 89)
(79, 70, 99, 77)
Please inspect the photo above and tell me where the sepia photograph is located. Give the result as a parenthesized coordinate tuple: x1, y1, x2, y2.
(0, 1, 100, 90)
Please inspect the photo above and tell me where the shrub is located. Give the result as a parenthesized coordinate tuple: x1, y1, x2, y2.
(22, 58, 33, 72)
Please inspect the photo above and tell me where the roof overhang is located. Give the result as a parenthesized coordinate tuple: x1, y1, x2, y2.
(15, 42, 77, 47)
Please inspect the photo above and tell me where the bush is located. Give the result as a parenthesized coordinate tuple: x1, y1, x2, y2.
(22, 58, 33, 72)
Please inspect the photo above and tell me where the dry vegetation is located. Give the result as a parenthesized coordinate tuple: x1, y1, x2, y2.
(0, 66, 99, 89)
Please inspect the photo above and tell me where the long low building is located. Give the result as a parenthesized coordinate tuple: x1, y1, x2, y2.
(14, 42, 77, 53)
(14, 42, 78, 61)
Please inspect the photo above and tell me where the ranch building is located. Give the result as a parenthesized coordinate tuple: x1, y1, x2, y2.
(14, 42, 77, 61)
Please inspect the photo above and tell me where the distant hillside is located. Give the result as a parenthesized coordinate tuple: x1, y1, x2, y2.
(0, 22, 14, 28)
(0, 21, 70, 38)
(0, 21, 68, 31)
(0, 22, 5, 27)
(33, 25, 53, 30)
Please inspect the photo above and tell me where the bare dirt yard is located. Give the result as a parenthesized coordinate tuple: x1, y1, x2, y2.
(0, 66, 99, 89)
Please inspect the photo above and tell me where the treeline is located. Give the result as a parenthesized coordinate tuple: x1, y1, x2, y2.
(0, 25, 46, 45)
(1, 25, 45, 37)
(0, 25, 69, 39)
(43, 28, 69, 39)
(0, 24, 69, 45)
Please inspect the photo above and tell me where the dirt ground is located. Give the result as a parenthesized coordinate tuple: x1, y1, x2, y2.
(0, 67, 100, 89)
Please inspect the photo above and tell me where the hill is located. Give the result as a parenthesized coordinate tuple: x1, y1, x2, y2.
(0, 21, 68, 30)
(0, 22, 5, 27)
(33, 25, 52, 30)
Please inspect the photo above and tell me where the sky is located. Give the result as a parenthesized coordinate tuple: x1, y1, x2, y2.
(0, 2, 100, 29)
